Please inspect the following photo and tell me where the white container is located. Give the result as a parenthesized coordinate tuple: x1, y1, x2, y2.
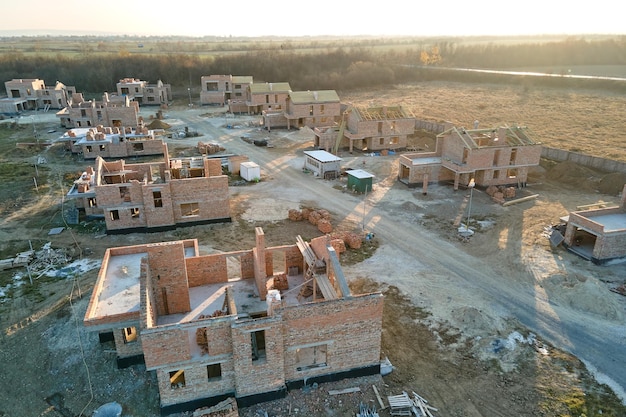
(240, 161, 261, 182)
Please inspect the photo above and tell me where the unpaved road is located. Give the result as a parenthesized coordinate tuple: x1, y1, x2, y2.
(163, 105, 626, 402)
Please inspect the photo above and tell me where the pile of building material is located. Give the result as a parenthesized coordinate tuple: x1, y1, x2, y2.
(486, 185, 516, 204)
(193, 397, 238, 417)
(357, 401, 380, 417)
(270, 273, 289, 290)
(0, 250, 35, 271)
(197, 141, 225, 154)
(331, 231, 363, 249)
(387, 391, 438, 417)
(288, 208, 334, 233)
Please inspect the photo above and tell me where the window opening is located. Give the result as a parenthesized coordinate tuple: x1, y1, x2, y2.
(169, 370, 186, 389)
(207, 364, 222, 380)
(123, 327, 137, 343)
(181, 202, 199, 217)
(153, 191, 163, 207)
(251, 330, 266, 361)
(296, 344, 328, 371)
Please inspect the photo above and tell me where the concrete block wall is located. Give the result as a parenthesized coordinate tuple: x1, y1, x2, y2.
(280, 294, 383, 382)
(231, 317, 286, 397)
(147, 242, 191, 315)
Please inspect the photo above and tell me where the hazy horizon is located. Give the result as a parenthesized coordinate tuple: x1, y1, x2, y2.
(1, 0, 624, 39)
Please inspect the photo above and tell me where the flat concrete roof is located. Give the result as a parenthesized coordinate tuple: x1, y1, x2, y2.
(92, 246, 197, 320)
(94, 252, 143, 318)
(583, 212, 626, 232)
(411, 156, 442, 165)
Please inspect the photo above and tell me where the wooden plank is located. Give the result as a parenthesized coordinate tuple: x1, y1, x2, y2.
(372, 385, 385, 409)
(328, 387, 360, 395)
(315, 274, 337, 300)
(502, 193, 539, 207)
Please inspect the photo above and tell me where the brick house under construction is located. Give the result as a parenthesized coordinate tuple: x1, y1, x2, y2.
(3, 78, 76, 112)
(66, 153, 230, 233)
(560, 184, 626, 264)
(83, 228, 383, 414)
(200, 75, 253, 107)
(59, 124, 167, 159)
(56, 92, 140, 129)
(280, 90, 342, 130)
(340, 105, 416, 153)
(116, 78, 172, 106)
(398, 125, 542, 191)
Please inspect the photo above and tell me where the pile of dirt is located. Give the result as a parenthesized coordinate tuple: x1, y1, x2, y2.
(599, 172, 626, 195)
(146, 119, 171, 130)
(546, 161, 602, 191)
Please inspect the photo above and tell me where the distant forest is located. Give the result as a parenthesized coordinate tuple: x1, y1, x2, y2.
(1, 35, 625, 96)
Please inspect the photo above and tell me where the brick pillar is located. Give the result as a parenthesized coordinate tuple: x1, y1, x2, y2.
(254, 227, 268, 301)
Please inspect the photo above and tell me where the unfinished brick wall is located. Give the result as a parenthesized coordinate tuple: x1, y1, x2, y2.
(147, 242, 191, 315)
(280, 293, 383, 382)
(185, 254, 229, 287)
(564, 208, 626, 260)
(155, 359, 236, 407)
(170, 176, 230, 225)
(231, 317, 286, 397)
(142, 327, 192, 368)
(112, 326, 144, 358)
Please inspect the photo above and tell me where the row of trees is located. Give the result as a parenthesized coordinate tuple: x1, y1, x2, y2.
(0, 37, 624, 96)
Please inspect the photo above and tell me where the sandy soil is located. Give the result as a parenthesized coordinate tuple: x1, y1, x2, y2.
(1, 81, 625, 417)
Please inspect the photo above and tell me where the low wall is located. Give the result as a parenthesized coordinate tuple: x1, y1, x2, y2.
(541, 147, 626, 174)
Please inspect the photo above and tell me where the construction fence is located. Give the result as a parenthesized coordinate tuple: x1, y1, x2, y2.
(541, 146, 626, 174)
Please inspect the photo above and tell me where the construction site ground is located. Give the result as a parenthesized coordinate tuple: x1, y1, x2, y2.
(1, 81, 625, 417)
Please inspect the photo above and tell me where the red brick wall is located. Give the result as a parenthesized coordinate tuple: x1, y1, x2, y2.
(231, 317, 286, 396)
(186, 254, 228, 287)
(280, 294, 383, 382)
(147, 242, 190, 315)
(142, 327, 191, 368)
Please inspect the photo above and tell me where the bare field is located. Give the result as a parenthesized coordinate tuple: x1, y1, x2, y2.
(341, 81, 626, 161)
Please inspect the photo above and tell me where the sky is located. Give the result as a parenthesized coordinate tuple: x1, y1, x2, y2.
(1, 0, 623, 38)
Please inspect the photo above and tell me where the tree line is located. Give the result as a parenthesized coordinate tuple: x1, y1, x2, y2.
(0, 36, 625, 96)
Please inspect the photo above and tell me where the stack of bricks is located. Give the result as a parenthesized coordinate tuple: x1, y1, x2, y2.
(332, 231, 362, 249)
(271, 273, 289, 290)
(317, 219, 333, 233)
